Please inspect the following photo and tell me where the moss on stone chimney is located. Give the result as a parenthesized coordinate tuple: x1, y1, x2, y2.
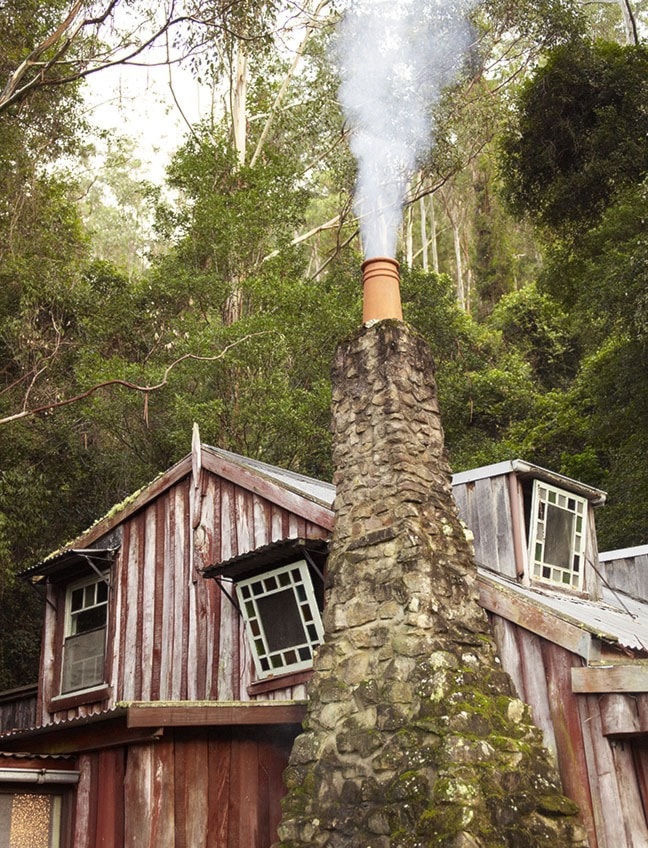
(275, 323, 588, 848)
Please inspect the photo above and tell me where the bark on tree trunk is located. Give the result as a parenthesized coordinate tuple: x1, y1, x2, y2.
(419, 195, 428, 272)
(430, 193, 439, 274)
(231, 45, 248, 167)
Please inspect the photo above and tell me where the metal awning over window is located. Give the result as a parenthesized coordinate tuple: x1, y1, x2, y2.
(20, 549, 118, 584)
(202, 537, 328, 582)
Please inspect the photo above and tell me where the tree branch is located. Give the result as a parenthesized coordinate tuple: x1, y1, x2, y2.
(0, 333, 271, 427)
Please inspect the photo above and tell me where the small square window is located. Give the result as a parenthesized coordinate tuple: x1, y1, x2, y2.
(237, 560, 324, 679)
(528, 480, 588, 592)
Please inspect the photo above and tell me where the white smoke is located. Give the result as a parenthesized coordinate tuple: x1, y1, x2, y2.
(334, 0, 476, 259)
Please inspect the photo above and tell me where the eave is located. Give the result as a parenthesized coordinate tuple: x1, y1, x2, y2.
(0, 701, 307, 756)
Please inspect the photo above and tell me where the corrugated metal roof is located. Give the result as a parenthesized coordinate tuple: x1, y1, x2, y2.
(0, 751, 74, 762)
(21, 548, 117, 581)
(203, 537, 329, 579)
(479, 567, 648, 654)
(0, 706, 127, 743)
(208, 447, 336, 507)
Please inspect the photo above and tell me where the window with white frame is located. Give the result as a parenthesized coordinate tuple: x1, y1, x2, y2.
(61, 573, 108, 694)
(237, 560, 324, 679)
(528, 480, 587, 591)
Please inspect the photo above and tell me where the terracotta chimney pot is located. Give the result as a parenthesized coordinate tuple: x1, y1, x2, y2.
(362, 257, 403, 323)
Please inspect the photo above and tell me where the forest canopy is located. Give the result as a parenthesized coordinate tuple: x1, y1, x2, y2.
(0, 0, 647, 688)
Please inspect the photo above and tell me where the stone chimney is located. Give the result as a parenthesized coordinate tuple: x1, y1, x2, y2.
(275, 321, 588, 847)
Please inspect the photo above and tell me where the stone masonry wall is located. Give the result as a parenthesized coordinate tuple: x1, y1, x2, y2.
(275, 322, 589, 848)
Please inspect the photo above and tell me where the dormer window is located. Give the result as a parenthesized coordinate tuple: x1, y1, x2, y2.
(238, 560, 324, 679)
(528, 480, 587, 591)
(61, 572, 109, 694)
(203, 537, 328, 683)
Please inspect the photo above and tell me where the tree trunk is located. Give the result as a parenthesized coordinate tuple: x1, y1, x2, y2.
(452, 215, 466, 309)
(231, 43, 248, 167)
(419, 195, 428, 272)
(405, 202, 414, 267)
(429, 193, 439, 274)
(618, 0, 639, 44)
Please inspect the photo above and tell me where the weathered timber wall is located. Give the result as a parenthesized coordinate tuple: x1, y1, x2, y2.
(277, 322, 588, 848)
(452, 475, 517, 578)
(0, 686, 37, 733)
(38, 473, 326, 725)
(490, 614, 648, 848)
(68, 727, 296, 848)
(600, 551, 648, 602)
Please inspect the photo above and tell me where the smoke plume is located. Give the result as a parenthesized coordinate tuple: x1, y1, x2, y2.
(334, 0, 476, 259)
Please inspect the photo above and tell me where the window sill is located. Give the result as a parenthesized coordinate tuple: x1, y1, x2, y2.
(247, 669, 312, 697)
(48, 685, 111, 712)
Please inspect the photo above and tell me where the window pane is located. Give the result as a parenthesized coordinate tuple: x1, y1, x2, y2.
(73, 605, 106, 634)
(0, 793, 59, 848)
(544, 504, 574, 570)
(70, 588, 84, 612)
(256, 589, 307, 653)
(62, 627, 106, 693)
(96, 580, 108, 604)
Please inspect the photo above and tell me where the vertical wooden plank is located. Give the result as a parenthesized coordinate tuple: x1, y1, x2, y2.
(149, 739, 175, 848)
(542, 642, 598, 848)
(121, 520, 139, 700)
(180, 480, 191, 701)
(174, 731, 209, 848)
(135, 512, 147, 700)
(305, 522, 329, 542)
(199, 475, 222, 701)
(493, 476, 516, 578)
(288, 516, 306, 538)
(253, 495, 271, 549)
(236, 488, 253, 556)
(610, 740, 648, 847)
(150, 497, 166, 701)
(632, 743, 648, 826)
(261, 728, 297, 848)
(217, 484, 240, 700)
(577, 694, 627, 848)
(170, 487, 184, 700)
(187, 490, 200, 697)
(208, 730, 232, 846)
(516, 629, 557, 755)
(476, 478, 499, 572)
(221, 482, 236, 561)
(95, 748, 125, 848)
(72, 755, 94, 848)
(141, 506, 157, 700)
(38, 587, 58, 724)
(271, 505, 283, 542)
(490, 616, 525, 701)
(159, 495, 175, 700)
(228, 735, 260, 848)
(124, 744, 153, 848)
(205, 577, 222, 701)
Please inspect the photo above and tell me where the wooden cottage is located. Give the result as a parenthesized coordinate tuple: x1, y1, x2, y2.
(0, 439, 334, 847)
(1, 449, 648, 848)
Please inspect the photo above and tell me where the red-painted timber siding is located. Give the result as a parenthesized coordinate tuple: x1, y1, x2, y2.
(39, 470, 328, 724)
(70, 728, 296, 848)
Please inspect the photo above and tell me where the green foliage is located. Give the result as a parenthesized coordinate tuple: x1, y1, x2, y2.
(489, 283, 576, 387)
(500, 39, 648, 232)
